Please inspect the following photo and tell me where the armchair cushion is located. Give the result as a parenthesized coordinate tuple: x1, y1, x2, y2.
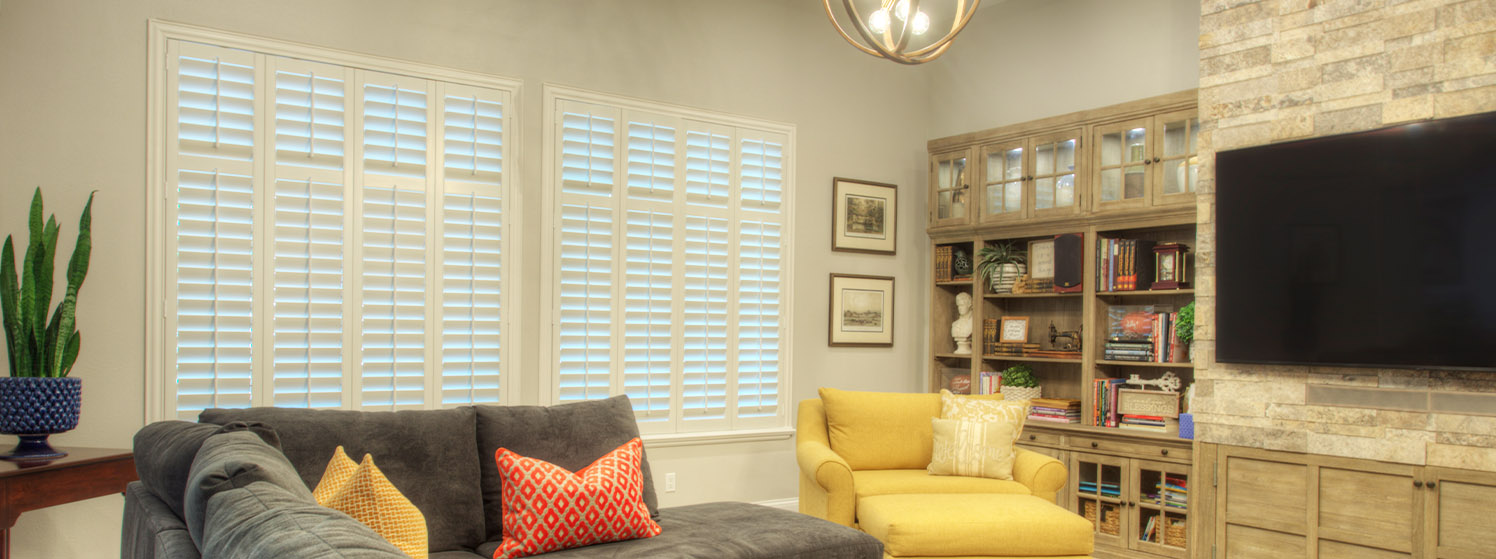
(818, 388, 941, 470)
(851, 469, 1033, 502)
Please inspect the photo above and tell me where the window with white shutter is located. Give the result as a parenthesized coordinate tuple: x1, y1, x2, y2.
(149, 24, 518, 421)
(546, 89, 794, 435)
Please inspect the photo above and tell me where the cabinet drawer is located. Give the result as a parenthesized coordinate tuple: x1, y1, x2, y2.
(1019, 430, 1064, 447)
(1070, 435, 1191, 461)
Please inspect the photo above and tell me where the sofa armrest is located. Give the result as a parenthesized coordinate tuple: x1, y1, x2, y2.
(796, 399, 857, 527)
(1012, 448, 1067, 503)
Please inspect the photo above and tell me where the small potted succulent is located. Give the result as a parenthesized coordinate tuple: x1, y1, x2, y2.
(1000, 364, 1041, 402)
(977, 241, 1026, 294)
(1, 188, 94, 461)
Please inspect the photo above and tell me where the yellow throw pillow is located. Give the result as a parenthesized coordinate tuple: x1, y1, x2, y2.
(312, 445, 359, 505)
(940, 389, 1028, 443)
(316, 451, 429, 559)
(928, 417, 1018, 480)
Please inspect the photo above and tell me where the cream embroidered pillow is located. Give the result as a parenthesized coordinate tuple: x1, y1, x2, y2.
(940, 388, 1029, 442)
(928, 418, 1018, 480)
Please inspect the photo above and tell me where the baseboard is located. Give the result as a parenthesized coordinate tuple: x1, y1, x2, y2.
(755, 498, 798, 511)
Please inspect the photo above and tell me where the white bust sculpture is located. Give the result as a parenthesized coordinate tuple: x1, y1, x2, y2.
(951, 292, 973, 354)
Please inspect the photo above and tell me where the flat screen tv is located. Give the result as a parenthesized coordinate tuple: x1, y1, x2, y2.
(1216, 111, 1496, 371)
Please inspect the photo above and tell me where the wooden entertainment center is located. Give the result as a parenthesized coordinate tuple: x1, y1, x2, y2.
(926, 90, 1200, 559)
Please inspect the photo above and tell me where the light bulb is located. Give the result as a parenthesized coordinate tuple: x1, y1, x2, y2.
(868, 8, 891, 32)
(912, 11, 930, 35)
(893, 0, 911, 21)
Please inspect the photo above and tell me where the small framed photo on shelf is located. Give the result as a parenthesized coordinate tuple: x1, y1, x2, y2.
(828, 274, 895, 347)
(999, 316, 1030, 344)
(1027, 238, 1056, 291)
(831, 177, 897, 255)
(1151, 243, 1191, 290)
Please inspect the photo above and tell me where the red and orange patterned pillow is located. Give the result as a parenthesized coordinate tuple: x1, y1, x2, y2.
(493, 437, 661, 559)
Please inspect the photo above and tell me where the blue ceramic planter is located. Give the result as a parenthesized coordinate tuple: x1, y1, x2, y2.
(0, 377, 82, 461)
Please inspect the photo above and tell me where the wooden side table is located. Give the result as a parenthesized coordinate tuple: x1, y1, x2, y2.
(0, 447, 135, 559)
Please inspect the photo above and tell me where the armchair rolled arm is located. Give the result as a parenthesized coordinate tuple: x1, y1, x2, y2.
(796, 399, 857, 527)
(1012, 447, 1067, 503)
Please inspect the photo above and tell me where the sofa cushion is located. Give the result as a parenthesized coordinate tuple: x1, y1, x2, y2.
(474, 396, 659, 544)
(477, 502, 882, 559)
(199, 479, 409, 559)
(133, 420, 281, 521)
(857, 493, 1093, 557)
(199, 406, 484, 552)
(493, 438, 660, 558)
(927, 417, 1018, 480)
(851, 469, 1032, 502)
(939, 389, 1028, 442)
(184, 431, 312, 548)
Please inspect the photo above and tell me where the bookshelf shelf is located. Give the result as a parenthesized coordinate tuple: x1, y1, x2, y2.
(934, 353, 975, 360)
(1096, 361, 1194, 368)
(986, 292, 1084, 299)
(936, 280, 974, 287)
(981, 355, 1083, 364)
(1097, 289, 1195, 297)
(1027, 421, 1183, 443)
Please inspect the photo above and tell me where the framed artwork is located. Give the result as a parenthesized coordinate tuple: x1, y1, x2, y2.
(1028, 239, 1055, 281)
(831, 177, 897, 255)
(999, 316, 1030, 344)
(828, 274, 895, 347)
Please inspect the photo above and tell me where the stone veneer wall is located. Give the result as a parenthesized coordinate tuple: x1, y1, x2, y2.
(1193, 0, 1496, 470)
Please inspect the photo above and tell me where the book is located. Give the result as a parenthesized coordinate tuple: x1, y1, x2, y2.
(935, 246, 953, 282)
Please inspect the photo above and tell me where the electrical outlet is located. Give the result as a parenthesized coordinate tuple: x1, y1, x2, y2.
(665, 472, 677, 492)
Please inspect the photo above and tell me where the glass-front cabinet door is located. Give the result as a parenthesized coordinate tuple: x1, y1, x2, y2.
(1072, 453, 1129, 549)
(1031, 129, 1083, 218)
(1093, 118, 1152, 212)
(1131, 460, 1190, 559)
(979, 140, 1026, 224)
(1153, 110, 1199, 207)
(930, 148, 974, 228)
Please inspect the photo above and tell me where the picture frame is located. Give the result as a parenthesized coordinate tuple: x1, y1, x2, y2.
(999, 316, 1030, 344)
(1028, 239, 1056, 281)
(828, 274, 895, 347)
(831, 177, 897, 255)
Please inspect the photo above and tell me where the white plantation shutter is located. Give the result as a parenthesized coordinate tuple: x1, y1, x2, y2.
(170, 42, 258, 419)
(439, 85, 506, 405)
(156, 34, 516, 420)
(548, 92, 792, 433)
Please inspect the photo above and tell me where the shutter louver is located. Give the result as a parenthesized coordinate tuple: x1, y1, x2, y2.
(626, 120, 675, 203)
(359, 186, 427, 408)
(739, 136, 784, 213)
(440, 88, 506, 405)
(171, 43, 258, 419)
(558, 203, 614, 402)
(736, 220, 782, 418)
(685, 128, 730, 208)
(623, 210, 674, 422)
(561, 110, 615, 196)
(362, 77, 428, 179)
(682, 216, 729, 421)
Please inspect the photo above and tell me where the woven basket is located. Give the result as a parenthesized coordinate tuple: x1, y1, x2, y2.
(1165, 520, 1187, 547)
(1083, 501, 1097, 527)
(1083, 501, 1119, 535)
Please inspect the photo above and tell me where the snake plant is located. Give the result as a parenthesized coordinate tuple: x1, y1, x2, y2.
(1, 188, 94, 378)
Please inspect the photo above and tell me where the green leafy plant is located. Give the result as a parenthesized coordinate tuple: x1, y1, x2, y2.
(2, 188, 94, 378)
(1001, 364, 1038, 388)
(976, 241, 1026, 285)
(1175, 301, 1195, 346)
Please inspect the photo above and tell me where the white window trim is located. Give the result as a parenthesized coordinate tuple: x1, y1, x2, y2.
(145, 20, 523, 422)
(541, 84, 797, 433)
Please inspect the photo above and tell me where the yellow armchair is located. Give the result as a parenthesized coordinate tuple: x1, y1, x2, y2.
(796, 396, 1067, 527)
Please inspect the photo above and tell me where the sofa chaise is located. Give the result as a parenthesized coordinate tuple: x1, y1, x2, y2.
(123, 396, 882, 559)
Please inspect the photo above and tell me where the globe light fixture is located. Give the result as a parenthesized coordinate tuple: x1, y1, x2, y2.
(823, 0, 980, 65)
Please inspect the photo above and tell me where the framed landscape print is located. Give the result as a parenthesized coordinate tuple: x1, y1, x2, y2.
(828, 274, 895, 347)
(831, 177, 897, 254)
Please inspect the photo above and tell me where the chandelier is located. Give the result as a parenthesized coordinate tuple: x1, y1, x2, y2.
(823, 0, 981, 65)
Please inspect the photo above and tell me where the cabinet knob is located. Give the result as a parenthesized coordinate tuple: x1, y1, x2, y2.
(1428, 480, 1438, 489)
(1414, 480, 1424, 488)
(1143, 160, 1152, 165)
(1029, 434, 1037, 441)
(1153, 157, 1161, 163)
(1091, 442, 1099, 448)
(1129, 501, 1137, 507)
(1161, 449, 1169, 456)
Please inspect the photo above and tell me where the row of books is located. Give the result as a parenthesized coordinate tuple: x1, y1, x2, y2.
(934, 245, 954, 282)
(976, 371, 1003, 395)
(1104, 308, 1187, 363)
(1091, 378, 1126, 427)
(1140, 516, 1185, 545)
(1097, 238, 1156, 291)
(1143, 475, 1189, 510)
(1078, 480, 1121, 498)
(1119, 414, 1169, 432)
(981, 319, 1041, 355)
(1028, 397, 1081, 424)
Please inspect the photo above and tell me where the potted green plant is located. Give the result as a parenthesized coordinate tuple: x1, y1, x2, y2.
(1000, 364, 1041, 401)
(0, 188, 93, 461)
(1176, 300, 1195, 362)
(976, 241, 1026, 293)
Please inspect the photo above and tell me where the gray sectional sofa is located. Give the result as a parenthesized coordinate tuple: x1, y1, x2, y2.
(123, 396, 881, 559)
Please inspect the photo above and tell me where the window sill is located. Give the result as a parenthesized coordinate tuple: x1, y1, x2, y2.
(642, 427, 795, 448)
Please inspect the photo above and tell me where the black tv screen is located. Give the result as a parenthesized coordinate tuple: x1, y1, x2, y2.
(1216, 111, 1496, 371)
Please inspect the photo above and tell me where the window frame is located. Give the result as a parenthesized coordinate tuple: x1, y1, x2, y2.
(541, 85, 796, 437)
(145, 20, 523, 422)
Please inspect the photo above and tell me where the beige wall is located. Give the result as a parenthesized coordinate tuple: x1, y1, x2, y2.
(0, 1, 934, 556)
(1193, 0, 1496, 468)
(925, 0, 1202, 138)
